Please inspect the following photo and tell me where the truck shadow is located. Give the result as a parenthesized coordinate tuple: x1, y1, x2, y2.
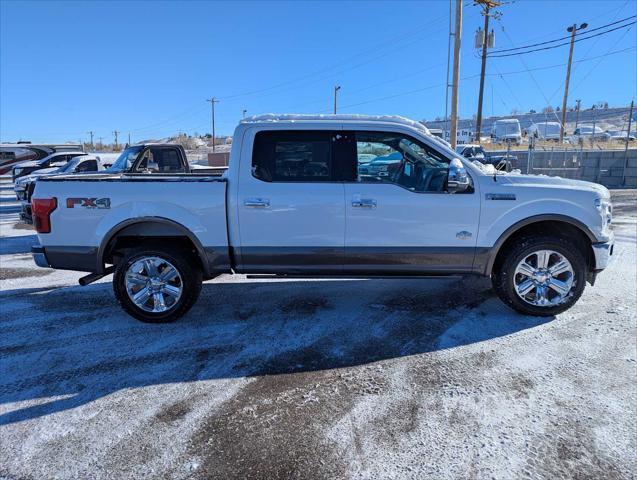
(0, 276, 552, 425)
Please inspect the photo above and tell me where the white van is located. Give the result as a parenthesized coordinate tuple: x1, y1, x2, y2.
(491, 119, 522, 145)
(527, 122, 561, 141)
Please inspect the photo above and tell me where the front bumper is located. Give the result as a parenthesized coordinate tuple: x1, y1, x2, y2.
(592, 231, 615, 271)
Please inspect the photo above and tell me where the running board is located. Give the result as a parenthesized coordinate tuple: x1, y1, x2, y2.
(245, 273, 466, 280)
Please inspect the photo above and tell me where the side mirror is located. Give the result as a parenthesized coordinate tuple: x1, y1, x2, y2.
(447, 158, 470, 194)
(146, 160, 160, 173)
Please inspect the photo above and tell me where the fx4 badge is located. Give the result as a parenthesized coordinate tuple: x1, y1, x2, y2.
(66, 197, 111, 209)
(456, 231, 472, 240)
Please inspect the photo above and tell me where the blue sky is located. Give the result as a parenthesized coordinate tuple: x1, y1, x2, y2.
(1, 0, 636, 142)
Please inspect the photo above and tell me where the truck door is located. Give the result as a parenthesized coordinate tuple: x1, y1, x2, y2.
(236, 129, 346, 273)
(342, 130, 480, 274)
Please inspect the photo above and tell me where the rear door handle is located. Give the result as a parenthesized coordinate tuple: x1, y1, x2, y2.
(352, 199, 377, 208)
(244, 198, 270, 208)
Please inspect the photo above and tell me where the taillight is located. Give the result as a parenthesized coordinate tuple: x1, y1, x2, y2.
(32, 197, 57, 233)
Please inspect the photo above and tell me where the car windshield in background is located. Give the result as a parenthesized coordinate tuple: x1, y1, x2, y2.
(107, 146, 144, 172)
(57, 158, 81, 173)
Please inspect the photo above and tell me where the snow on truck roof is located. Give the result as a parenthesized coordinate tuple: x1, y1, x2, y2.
(241, 114, 431, 134)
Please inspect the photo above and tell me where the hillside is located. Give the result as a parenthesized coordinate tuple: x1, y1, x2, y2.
(424, 106, 635, 134)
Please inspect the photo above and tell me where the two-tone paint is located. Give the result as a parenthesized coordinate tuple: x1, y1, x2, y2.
(31, 116, 614, 280)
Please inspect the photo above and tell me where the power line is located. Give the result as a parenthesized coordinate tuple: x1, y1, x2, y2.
(487, 14, 636, 54)
(217, 11, 456, 102)
(483, 45, 637, 76)
(488, 21, 636, 58)
(570, 25, 635, 95)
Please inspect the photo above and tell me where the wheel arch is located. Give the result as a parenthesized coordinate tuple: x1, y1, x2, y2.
(97, 217, 214, 277)
(484, 214, 597, 276)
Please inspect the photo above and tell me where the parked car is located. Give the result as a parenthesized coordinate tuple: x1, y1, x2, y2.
(527, 122, 561, 141)
(571, 125, 611, 142)
(606, 130, 636, 142)
(1, 143, 83, 175)
(104, 143, 222, 175)
(12, 151, 89, 182)
(15, 156, 106, 223)
(455, 144, 486, 160)
(357, 151, 403, 178)
(481, 154, 516, 172)
(491, 119, 522, 145)
(31, 114, 613, 322)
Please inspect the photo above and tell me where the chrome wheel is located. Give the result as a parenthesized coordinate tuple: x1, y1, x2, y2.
(125, 256, 183, 313)
(513, 249, 575, 307)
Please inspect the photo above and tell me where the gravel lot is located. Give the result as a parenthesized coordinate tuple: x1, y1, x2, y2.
(0, 178, 635, 479)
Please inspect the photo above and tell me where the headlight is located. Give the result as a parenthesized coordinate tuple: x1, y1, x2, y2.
(595, 198, 612, 227)
(13, 168, 22, 176)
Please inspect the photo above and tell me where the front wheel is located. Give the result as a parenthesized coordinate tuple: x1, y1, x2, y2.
(113, 245, 202, 323)
(492, 236, 587, 316)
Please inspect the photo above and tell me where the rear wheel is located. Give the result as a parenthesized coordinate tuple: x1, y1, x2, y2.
(492, 236, 587, 316)
(113, 245, 202, 323)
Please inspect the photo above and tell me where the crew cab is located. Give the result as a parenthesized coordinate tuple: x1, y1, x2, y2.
(30, 115, 614, 322)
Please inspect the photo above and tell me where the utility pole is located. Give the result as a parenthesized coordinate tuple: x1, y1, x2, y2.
(621, 100, 634, 186)
(574, 99, 582, 131)
(113, 130, 119, 150)
(87, 131, 94, 150)
(98, 136, 103, 149)
(333, 85, 341, 114)
(206, 97, 219, 152)
(560, 22, 587, 143)
(474, 0, 499, 143)
(444, 0, 453, 140)
(128, 132, 131, 146)
(449, 0, 463, 149)
(591, 105, 597, 147)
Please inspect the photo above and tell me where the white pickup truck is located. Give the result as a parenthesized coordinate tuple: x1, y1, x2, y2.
(30, 115, 614, 322)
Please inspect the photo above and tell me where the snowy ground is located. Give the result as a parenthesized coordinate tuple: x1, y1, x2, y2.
(0, 176, 635, 479)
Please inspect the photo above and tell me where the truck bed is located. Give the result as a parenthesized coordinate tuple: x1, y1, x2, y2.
(32, 174, 229, 275)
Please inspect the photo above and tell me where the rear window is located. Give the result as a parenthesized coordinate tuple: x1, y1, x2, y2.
(252, 131, 332, 182)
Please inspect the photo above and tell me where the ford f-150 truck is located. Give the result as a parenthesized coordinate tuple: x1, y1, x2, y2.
(30, 115, 614, 322)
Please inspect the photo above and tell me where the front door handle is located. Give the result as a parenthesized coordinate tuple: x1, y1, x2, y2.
(244, 198, 270, 208)
(352, 199, 377, 208)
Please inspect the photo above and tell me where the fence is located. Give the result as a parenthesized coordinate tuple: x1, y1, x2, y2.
(495, 147, 637, 188)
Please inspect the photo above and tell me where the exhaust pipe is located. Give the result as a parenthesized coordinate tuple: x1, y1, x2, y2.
(79, 266, 114, 286)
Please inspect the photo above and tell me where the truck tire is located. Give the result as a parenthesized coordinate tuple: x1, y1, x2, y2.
(492, 235, 587, 317)
(113, 245, 202, 323)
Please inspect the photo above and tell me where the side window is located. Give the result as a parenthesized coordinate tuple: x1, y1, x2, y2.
(133, 148, 184, 173)
(252, 130, 332, 182)
(136, 149, 151, 171)
(77, 160, 97, 172)
(354, 131, 450, 193)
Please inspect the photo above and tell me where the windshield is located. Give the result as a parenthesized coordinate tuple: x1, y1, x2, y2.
(57, 158, 81, 173)
(107, 146, 144, 172)
(495, 121, 521, 137)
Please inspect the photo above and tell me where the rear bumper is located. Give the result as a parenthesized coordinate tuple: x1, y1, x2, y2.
(31, 245, 99, 272)
(31, 245, 50, 268)
(592, 231, 615, 271)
